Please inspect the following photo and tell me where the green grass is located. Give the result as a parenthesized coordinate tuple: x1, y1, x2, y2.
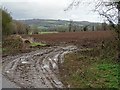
(90, 63, 118, 88)
(39, 32, 58, 34)
(29, 31, 58, 35)
(30, 42, 47, 47)
(59, 41, 119, 88)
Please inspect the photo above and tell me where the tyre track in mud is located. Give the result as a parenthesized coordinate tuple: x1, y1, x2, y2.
(2, 46, 77, 88)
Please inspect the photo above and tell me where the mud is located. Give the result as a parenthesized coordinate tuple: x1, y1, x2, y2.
(2, 45, 77, 88)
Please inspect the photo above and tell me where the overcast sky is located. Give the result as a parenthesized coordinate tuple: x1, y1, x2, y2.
(1, 0, 105, 22)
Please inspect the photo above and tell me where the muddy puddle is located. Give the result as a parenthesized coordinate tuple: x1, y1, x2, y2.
(2, 45, 77, 88)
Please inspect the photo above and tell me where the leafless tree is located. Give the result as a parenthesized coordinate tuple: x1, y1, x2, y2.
(65, 0, 120, 61)
(69, 20, 73, 32)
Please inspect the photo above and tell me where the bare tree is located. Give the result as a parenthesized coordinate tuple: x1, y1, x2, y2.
(83, 26, 88, 31)
(69, 20, 73, 32)
(92, 25, 95, 31)
(94, 1, 120, 61)
(102, 22, 107, 31)
(65, 0, 120, 61)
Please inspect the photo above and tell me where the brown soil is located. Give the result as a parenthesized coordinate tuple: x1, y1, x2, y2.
(28, 31, 115, 47)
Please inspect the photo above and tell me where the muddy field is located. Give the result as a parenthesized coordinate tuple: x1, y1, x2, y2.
(28, 31, 115, 46)
(2, 31, 116, 88)
(2, 46, 77, 88)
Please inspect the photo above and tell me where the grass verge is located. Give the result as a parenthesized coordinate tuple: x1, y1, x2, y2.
(59, 40, 119, 88)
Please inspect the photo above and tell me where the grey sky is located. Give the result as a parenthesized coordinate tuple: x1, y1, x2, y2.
(1, 0, 104, 22)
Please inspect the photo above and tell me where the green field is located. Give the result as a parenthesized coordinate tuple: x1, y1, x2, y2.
(39, 32, 58, 34)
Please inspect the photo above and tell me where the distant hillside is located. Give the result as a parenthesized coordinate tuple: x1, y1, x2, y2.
(19, 19, 101, 31)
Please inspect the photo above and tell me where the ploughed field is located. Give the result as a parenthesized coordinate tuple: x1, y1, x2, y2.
(29, 31, 115, 46)
(2, 31, 117, 88)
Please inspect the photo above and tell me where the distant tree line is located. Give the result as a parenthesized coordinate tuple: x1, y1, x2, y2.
(42, 22, 113, 32)
(9, 20, 30, 35)
(2, 8, 39, 37)
(1, 8, 114, 36)
(67, 20, 113, 32)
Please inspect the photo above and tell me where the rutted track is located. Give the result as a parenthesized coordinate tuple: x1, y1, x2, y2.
(2, 46, 77, 88)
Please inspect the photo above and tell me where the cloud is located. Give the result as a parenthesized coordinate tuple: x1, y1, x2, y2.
(1, 0, 103, 22)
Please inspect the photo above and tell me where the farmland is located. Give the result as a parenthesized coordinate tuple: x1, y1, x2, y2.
(2, 29, 119, 88)
(28, 31, 115, 46)
(2, 1, 119, 88)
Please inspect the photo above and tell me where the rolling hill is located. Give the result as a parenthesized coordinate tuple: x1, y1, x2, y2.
(19, 19, 101, 31)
